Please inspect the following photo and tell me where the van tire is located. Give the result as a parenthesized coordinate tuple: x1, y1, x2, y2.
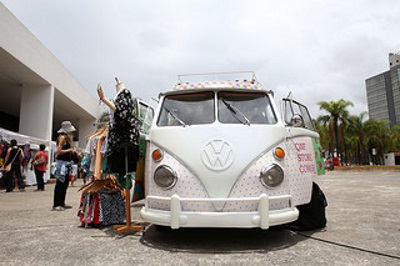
(287, 182, 328, 231)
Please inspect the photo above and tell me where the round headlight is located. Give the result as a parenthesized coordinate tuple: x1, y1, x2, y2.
(154, 165, 177, 189)
(260, 164, 284, 187)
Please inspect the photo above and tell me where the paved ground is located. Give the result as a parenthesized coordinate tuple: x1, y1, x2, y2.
(0, 170, 399, 266)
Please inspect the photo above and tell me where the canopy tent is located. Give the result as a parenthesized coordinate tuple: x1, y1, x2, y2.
(0, 128, 30, 145)
(0, 128, 53, 185)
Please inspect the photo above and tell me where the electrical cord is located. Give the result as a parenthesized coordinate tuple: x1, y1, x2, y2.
(293, 231, 400, 261)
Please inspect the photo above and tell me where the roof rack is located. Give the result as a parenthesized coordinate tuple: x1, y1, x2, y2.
(177, 71, 257, 84)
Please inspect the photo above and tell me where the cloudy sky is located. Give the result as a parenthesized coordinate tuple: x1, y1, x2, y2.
(2, 0, 400, 118)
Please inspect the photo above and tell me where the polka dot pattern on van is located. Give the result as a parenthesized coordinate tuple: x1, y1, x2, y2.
(145, 138, 315, 212)
(171, 81, 266, 91)
(145, 144, 214, 212)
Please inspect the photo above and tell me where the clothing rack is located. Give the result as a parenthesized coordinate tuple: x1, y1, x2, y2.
(77, 175, 126, 227)
(88, 128, 143, 233)
(78, 129, 127, 227)
(112, 144, 144, 234)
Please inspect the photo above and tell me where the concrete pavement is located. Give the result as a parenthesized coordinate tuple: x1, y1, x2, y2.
(0, 170, 399, 265)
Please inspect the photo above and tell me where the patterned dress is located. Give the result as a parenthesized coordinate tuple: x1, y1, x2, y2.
(106, 89, 141, 175)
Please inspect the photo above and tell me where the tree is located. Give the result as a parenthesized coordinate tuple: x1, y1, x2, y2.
(97, 111, 109, 128)
(387, 125, 400, 152)
(345, 112, 368, 165)
(364, 119, 389, 165)
(318, 99, 354, 163)
(313, 119, 330, 154)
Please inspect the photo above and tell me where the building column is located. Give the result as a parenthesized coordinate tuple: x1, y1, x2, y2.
(19, 84, 54, 140)
(19, 84, 54, 181)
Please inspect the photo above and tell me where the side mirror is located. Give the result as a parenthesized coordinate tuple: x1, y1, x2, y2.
(290, 114, 304, 127)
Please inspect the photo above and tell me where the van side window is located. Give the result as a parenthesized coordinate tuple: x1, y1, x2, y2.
(218, 92, 277, 124)
(139, 101, 154, 135)
(157, 92, 215, 126)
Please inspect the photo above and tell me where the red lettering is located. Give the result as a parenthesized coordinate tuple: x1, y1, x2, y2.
(297, 153, 313, 162)
(295, 142, 306, 151)
(299, 164, 317, 174)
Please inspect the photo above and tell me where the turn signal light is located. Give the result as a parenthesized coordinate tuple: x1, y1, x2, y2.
(274, 147, 285, 160)
(152, 149, 163, 162)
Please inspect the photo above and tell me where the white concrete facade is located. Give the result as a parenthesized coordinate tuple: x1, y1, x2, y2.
(0, 3, 103, 148)
(389, 52, 400, 68)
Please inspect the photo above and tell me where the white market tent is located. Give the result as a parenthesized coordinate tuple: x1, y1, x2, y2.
(0, 128, 54, 185)
(0, 128, 30, 146)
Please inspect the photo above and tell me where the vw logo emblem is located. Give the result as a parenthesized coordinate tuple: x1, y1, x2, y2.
(201, 139, 234, 171)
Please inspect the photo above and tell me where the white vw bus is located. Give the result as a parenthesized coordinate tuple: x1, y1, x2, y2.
(140, 72, 324, 229)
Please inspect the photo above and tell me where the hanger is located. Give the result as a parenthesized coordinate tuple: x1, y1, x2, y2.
(85, 127, 108, 140)
(78, 175, 125, 195)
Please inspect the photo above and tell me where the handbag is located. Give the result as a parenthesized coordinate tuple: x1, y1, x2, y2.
(33, 153, 45, 166)
(4, 149, 20, 172)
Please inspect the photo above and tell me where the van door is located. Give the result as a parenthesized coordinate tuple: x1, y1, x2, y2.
(282, 95, 325, 176)
(133, 98, 156, 202)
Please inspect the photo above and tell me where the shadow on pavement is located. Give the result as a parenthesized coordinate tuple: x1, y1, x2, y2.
(138, 225, 308, 254)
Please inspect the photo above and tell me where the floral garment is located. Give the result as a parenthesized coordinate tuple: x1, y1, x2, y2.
(106, 89, 141, 175)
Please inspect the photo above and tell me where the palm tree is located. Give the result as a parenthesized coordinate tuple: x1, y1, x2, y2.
(387, 125, 400, 152)
(313, 119, 330, 155)
(364, 119, 389, 165)
(318, 99, 353, 163)
(316, 116, 335, 159)
(346, 112, 368, 165)
(97, 111, 109, 128)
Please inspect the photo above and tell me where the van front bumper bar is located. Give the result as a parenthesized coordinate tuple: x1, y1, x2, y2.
(140, 194, 299, 229)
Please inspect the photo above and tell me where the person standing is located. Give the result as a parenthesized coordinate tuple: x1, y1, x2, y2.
(3, 139, 25, 192)
(53, 121, 77, 211)
(31, 144, 48, 191)
(69, 151, 81, 187)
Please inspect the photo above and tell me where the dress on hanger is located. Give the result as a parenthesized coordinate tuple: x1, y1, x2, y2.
(106, 88, 141, 176)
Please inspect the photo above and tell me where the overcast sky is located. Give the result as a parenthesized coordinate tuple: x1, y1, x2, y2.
(2, 0, 400, 118)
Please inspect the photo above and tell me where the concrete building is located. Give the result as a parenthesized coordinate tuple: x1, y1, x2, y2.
(365, 53, 400, 127)
(384, 152, 400, 166)
(389, 52, 400, 68)
(0, 3, 103, 149)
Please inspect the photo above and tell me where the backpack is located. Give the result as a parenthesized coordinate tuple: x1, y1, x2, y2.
(287, 182, 328, 231)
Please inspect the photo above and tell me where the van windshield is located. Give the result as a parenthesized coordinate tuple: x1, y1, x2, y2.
(157, 91, 277, 126)
(157, 92, 215, 126)
(218, 92, 277, 124)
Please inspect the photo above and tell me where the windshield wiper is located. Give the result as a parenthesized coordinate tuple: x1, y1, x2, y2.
(221, 99, 251, 125)
(163, 106, 187, 127)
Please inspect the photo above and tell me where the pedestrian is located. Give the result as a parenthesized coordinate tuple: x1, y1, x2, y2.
(80, 153, 90, 185)
(22, 143, 33, 178)
(71, 149, 83, 187)
(31, 144, 48, 191)
(3, 139, 25, 192)
(53, 121, 77, 211)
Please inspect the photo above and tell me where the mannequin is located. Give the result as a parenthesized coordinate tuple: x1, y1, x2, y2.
(97, 78, 144, 233)
(97, 78, 140, 179)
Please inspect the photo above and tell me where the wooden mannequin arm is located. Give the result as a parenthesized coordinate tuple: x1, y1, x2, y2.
(97, 83, 116, 111)
(101, 98, 116, 112)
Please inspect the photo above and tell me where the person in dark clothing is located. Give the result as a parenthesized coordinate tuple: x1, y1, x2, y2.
(3, 139, 25, 192)
(52, 121, 78, 211)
